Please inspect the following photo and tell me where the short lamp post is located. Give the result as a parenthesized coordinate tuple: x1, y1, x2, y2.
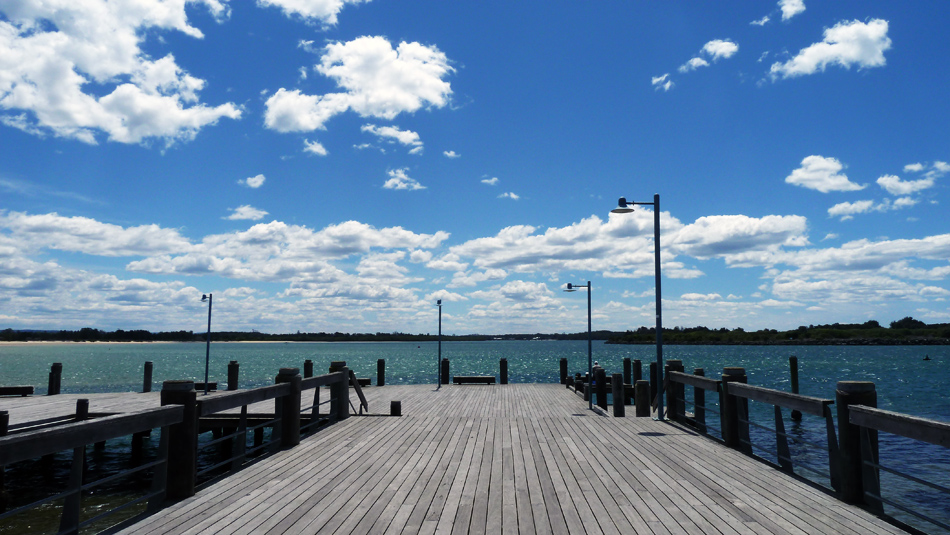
(564, 281, 592, 410)
(437, 299, 442, 390)
(201, 293, 213, 396)
(611, 194, 664, 420)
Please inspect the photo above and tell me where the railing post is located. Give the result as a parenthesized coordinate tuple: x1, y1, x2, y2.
(377, 359, 385, 387)
(836, 381, 877, 504)
(333, 368, 350, 421)
(666, 359, 684, 422)
(304, 359, 313, 378)
(0, 411, 7, 511)
(632, 359, 642, 383)
(790, 356, 802, 421)
(161, 380, 197, 501)
(143, 361, 153, 393)
(693, 368, 706, 434)
(611, 373, 625, 417)
(441, 359, 450, 385)
(500, 358, 508, 384)
(634, 380, 650, 417)
(559, 358, 568, 385)
(48, 362, 62, 395)
(60, 399, 89, 535)
(276, 368, 301, 448)
(721, 367, 747, 449)
(227, 361, 240, 390)
(329, 361, 346, 373)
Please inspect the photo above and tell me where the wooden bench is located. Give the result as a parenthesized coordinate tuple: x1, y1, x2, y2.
(0, 386, 34, 396)
(453, 376, 495, 385)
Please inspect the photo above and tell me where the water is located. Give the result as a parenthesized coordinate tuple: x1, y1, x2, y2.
(2, 341, 948, 533)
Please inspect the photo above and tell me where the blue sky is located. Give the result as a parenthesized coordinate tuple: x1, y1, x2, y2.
(1, 0, 948, 335)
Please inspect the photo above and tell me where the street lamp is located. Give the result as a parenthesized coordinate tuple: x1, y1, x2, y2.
(437, 299, 442, 390)
(611, 194, 664, 420)
(564, 281, 593, 410)
(200, 293, 212, 396)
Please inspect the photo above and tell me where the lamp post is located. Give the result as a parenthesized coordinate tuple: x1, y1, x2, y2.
(564, 281, 592, 410)
(200, 293, 213, 396)
(437, 299, 442, 390)
(611, 193, 664, 420)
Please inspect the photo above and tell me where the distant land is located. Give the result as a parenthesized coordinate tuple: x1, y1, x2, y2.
(3, 317, 949, 345)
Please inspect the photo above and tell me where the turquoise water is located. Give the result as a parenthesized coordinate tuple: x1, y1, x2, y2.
(1, 341, 949, 533)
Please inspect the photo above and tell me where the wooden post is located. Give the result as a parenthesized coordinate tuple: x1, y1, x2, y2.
(721, 367, 747, 449)
(836, 381, 877, 504)
(227, 361, 240, 391)
(304, 359, 313, 379)
(0, 410, 7, 511)
(161, 380, 197, 501)
(377, 359, 385, 387)
(390, 401, 401, 416)
(143, 361, 153, 393)
(789, 356, 802, 421)
(333, 368, 349, 421)
(275, 368, 301, 448)
(559, 358, 568, 385)
(329, 361, 346, 373)
(500, 358, 508, 384)
(666, 360, 684, 422)
(634, 380, 650, 417)
(594, 365, 607, 411)
(693, 368, 706, 434)
(632, 359, 642, 383)
(441, 359, 450, 385)
(611, 373, 625, 417)
(48, 362, 62, 395)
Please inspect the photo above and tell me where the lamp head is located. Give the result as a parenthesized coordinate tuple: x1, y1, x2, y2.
(437, 299, 442, 305)
(611, 197, 634, 214)
(201, 294, 209, 302)
(564, 283, 577, 292)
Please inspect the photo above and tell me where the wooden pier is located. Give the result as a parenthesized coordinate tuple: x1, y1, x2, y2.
(86, 384, 906, 535)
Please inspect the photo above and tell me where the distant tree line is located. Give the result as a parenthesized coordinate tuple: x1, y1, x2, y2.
(2, 317, 947, 344)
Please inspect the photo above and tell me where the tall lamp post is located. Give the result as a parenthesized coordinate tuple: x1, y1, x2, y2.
(611, 194, 664, 420)
(200, 293, 213, 396)
(564, 281, 592, 410)
(437, 299, 442, 390)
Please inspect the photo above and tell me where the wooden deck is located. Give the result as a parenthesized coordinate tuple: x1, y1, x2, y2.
(96, 384, 907, 535)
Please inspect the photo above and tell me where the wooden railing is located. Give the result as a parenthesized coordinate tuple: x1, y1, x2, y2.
(0, 366, 354, 534)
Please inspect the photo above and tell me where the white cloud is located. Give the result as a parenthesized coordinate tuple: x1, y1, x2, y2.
(876, 174, 935, 196)
(257, 0, 369, 26)
(779, 0, 806, 21)
(670, 215, 809, 258)
(361, 124, 423, 154)
(827, 198, 917, 221)
(383, 168, 425, 190)
(770, 19, 891, 79)
(499, 192, 519, 200)
(443, 150, 460, 158)
(702, 40, 739, 60)
(904, 163, 925, 173)
(264, 36, 453, 133)
(303, 139, 328, 156)
(679, 58, 710, 73)
(240, 174, 266, 188)
(0, 1, 241, 145)
(481, 177, 499, 186)
(751, 16, 771, 26)
(652, 74, 673, 92)
(225, 205, 269, 221)
(785, 155, 866, 193)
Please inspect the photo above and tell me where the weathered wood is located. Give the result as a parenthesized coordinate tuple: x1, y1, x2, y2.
(837, 381, 877, 505)
(668, 370, 721, 391)
(849, 404, 950, 447)
(348, 369, 368, 413)
(725, 381, 832, 418)
(197, 383, 291, 416)
(0, 386, 33, 397)
(453, 376, 496, 385)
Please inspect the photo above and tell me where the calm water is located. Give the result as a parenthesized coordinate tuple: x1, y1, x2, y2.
(1, 341, 948, 533)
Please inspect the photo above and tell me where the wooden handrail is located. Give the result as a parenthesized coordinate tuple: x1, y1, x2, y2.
(849, 405, 950, 448)
(197, 383, 291, 416)
(301, 371, 346, 390)
(725, 382, 832, 417)
(0, 405, 183, 465)
(667, 371, 720, 391)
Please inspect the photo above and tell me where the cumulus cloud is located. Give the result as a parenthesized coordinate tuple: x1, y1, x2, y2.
(303, 139, 328, 156)
(770, 19, 891, 79)
(779, 0, 806, 21)
(670, 215, 809, 258)
(481, 177, 499, 186)
(679, 58, 710, 73)
(240, 174, 266, 188)
(383, 168, 425, 190)
(265, 36, 453, 133)
(443, 150, 460, 158)
(499, 192, 520, 200)
(751, 16, 771, 26)
(225, 205, 269, 221)
(652, 74, 673, 92)
(257, 0, 369, 26)
(876, 174, 935, 196)
(0, 1, 241, 145)
(828, 198, 917, 221)
(361, 124, 423, 154)
(678, 39, 738, 74)
(785, 155, 866, 193)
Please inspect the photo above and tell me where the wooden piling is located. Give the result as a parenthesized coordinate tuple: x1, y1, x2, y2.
(721, 367, 747, 449)
(441, 359, 450, 385)
(161, 380, 198, 501)
(634, 380, 650, 417)
(666, 359, 684, 421)
(693, 368, 706, 434)
(333, 367, 349, 421)
(143, 361, 153, 393)
(378, 359, 386, 387)
(594, 366, 607, 411)
(228, 360, 240, 390)
(304, 359, 313, 379)
(48, 362, 62, 395)
(559, 358, 568, 385)
(0, 410, 7, 510)
(632, 359, 642, 383)
(790, 356, 802, 421)
(836, 381, 877, 504)
(611, 373, 625, 417)
(276, 368, 302, 448)
(500, 358, 508, 385)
